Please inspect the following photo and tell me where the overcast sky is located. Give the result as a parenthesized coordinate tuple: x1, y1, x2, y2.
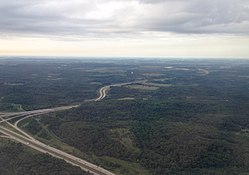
(0, 0, 249, 58)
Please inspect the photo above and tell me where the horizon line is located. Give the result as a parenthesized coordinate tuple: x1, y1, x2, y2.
(0, 55, 249, 60)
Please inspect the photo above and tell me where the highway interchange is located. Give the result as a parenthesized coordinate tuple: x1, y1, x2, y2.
(0, 81, 143, 175)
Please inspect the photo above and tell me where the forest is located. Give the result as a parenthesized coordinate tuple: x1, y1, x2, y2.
(0, 138, 92, 175)
(1, 58, 249, 175)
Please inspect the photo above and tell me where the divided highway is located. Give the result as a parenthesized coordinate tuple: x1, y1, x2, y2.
(0, 126, 115, 175)
(95, 86, 111, 101)
(94, 80, 145, 101)
(0, 80, 144, 175)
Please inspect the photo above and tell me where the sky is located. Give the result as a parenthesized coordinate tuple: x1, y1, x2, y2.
(0, 0, 249, 58)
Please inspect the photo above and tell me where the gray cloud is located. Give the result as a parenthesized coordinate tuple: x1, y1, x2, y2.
(135, 0, 249, 34)
(0, 0, 249, 38)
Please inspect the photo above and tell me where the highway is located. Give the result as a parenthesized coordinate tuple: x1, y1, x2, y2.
(95, 86, 111, 101)
(0, 110, 116, 175)
(0, 126, 115, 175)
(94, 80, 145, 101)
(0, 80, 144, 175)
(0, 105, 78, 124)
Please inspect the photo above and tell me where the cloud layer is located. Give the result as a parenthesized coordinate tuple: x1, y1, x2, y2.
(0, 0, 249, 38)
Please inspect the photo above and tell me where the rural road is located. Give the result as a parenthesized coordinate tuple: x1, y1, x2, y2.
(0, 80, 144, 175)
